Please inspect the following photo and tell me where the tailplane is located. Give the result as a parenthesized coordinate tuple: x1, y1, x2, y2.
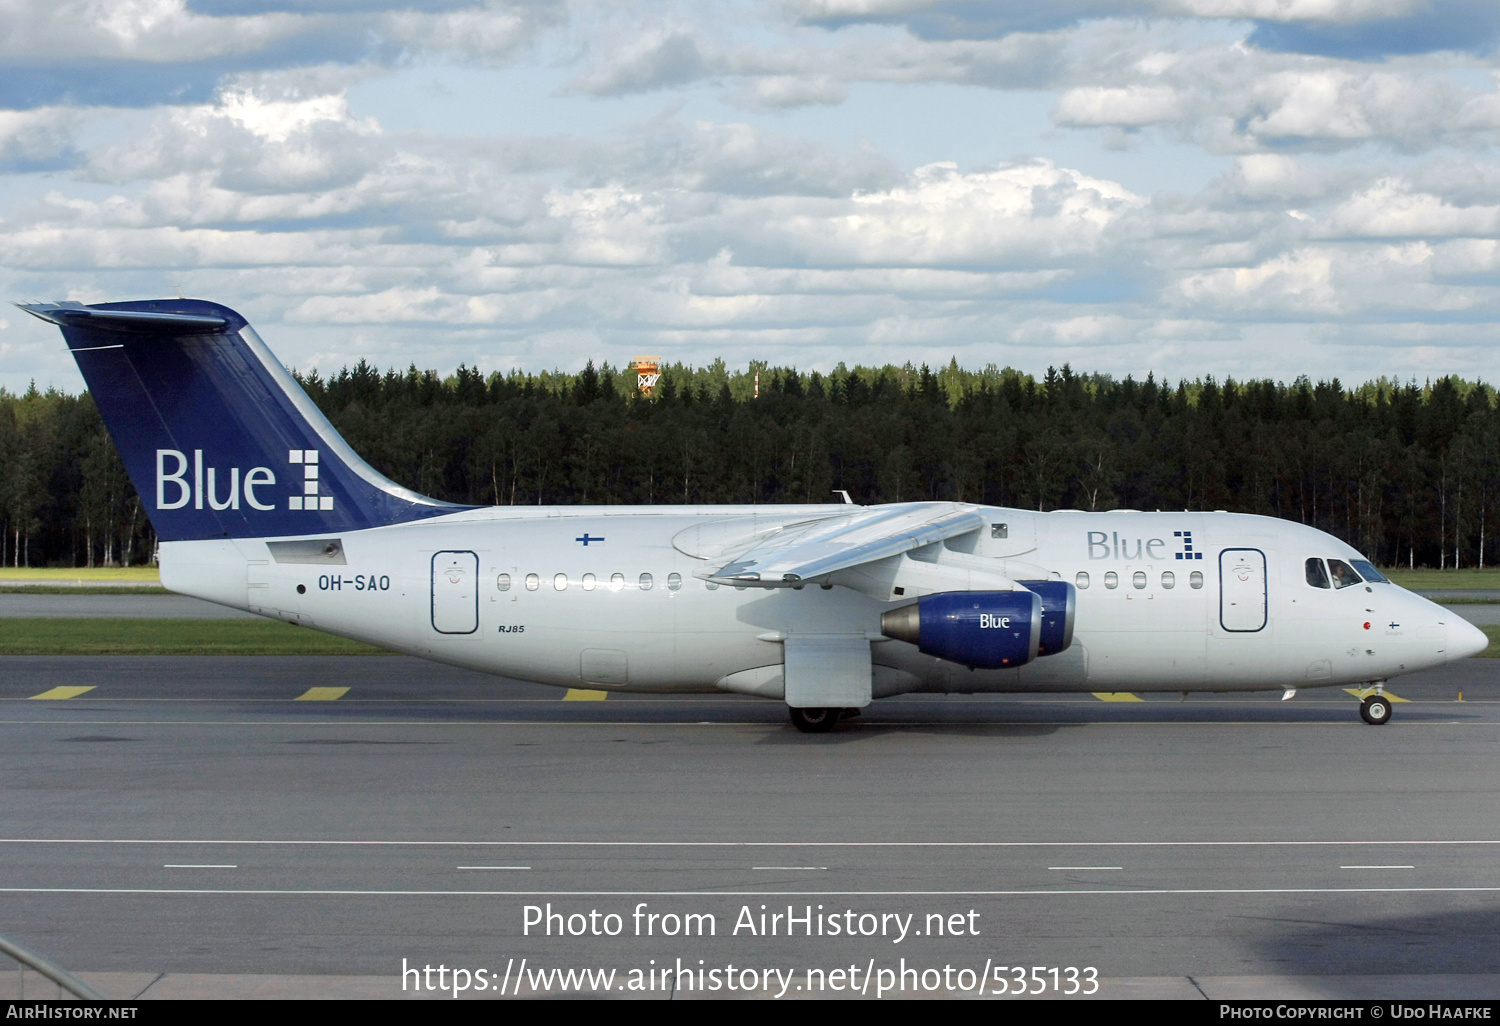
(20, 299, 464, 541)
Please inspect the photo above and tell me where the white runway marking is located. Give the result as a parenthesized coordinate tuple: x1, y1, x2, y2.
(162, 864, 236, 869)
(1341, 865, 1415, 870)
(456, 866, 530, 870)
(752, 866, 827, 871)
(3, 885, 1500, 897)
(6, 718, 1499, 728)
(1049, 866, 1122, 870)
(3, 839, 1499, 847)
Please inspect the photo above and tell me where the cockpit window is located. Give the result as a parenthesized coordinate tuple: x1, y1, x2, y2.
(1349, 559, 1388, 583)
(1305, 558, 1330, 589)
(1327, 558, 1362, 589)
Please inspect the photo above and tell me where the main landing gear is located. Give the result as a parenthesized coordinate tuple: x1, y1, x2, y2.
(1359, 692, 1392, 726)
(788, 707, 840, 733)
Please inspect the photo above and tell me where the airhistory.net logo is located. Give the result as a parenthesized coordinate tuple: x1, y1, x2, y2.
(288, 449, 333, 511)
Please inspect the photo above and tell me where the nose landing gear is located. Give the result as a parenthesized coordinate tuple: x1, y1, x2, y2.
(1359, 693, 1392, 725)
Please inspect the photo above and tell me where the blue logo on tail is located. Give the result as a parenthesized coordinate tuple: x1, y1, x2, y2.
(288, 450, 334, 512)
(22, 298, 463, 541)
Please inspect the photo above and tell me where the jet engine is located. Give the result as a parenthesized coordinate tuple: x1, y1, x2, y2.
(879, 581, 1076, 669)
(1015, 580, 1075, 656)
(880, 589, 1042, 669)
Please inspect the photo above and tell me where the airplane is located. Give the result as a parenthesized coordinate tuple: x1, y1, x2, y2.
(20, 298, 1489, 732)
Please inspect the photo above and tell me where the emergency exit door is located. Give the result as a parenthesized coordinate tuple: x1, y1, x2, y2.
(1219, 548, 1267, 632)
(431, 550, 479, 634)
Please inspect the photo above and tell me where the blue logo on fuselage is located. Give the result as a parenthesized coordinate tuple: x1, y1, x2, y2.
(1087, 529, 1202, 561)
(1173, 530, 1203, 560)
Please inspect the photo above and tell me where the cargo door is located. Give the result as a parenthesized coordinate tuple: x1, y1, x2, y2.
(580, 649, 629, 686)
(431, 550, 479, 634)
(1219, 548, 1267, 633)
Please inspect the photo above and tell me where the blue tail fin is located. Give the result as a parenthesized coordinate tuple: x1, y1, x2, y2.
(20, 299, 465, 541)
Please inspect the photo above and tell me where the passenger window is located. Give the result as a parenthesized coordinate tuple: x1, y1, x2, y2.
(582, 573, 596, 591)
(553, 573, 568, 591)
(1350, 559, 1388, 583)
(1075, 571, 1089, 590)
(667, 572, 682, 592)
(1305, 558, 1331, 589)
(1104, 571, 1118, 590)
(1161, 571, 1174, 589)
(1327, 559, 1362, 589)
(1189, 571, 1203, 589)
(609, 573, 625, 592)
(497, 573, 511, 592)
(525, 573, 539, 591)
(1132, 571, 1146, 590)
(639, 573, 654, 591)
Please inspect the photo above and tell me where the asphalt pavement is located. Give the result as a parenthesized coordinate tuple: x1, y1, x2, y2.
(1, 654, 1499, 1000)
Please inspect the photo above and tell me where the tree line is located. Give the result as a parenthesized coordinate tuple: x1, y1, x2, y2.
(2, 358, 1496, 570)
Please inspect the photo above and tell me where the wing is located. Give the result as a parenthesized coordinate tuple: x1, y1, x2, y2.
(699, 502, 987, 586)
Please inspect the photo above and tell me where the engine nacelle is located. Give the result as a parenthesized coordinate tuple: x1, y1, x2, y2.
(880, 590, 1042, 669)
(1016, 580, 1075, 656)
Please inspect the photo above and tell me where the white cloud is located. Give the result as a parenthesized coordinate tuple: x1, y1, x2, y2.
(381, 3, 559, 65)
(1222, 154, 1328, 200)
(727, 75, 849, 110)
(1324, 178, 1500, 237)
(569, 27, 713, 95)
(1166, 0, 1422, 19)
(0, 0, 312, 61)
(1054, 85, 1185, 126)
(1177, 247, 1341, 311)
(1173, 239, 1497, 319)
(7, 0, 1500, 394)
(791, 0, 1424, 28)
(758, 161, 1144, 266)
(1013, 313, 1136, 345)
(0, 106, 85, 165)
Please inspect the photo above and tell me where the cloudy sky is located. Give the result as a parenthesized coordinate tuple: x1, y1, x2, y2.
(3, 0, 1500, 392)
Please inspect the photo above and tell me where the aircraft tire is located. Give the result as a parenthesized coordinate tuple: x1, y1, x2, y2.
(1360, 695, 1391, 725)
(789, 707, 839, 733)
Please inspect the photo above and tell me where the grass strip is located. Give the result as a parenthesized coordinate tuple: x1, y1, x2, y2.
(0, 618, 386, 656)
(0, 567, 160, 582)
(0, 586, 169, 595)
(1385, 568, 1500, 590)
(1479, 626, 1500, 657)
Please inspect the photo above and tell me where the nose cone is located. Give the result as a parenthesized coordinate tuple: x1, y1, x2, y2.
(1448, 618, 1490, 662)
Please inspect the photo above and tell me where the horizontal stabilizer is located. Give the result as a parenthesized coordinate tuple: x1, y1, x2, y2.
(19, 302, 228, 334)
(701, 502, 986, 586)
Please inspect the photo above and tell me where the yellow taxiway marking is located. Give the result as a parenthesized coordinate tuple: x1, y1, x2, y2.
(563, 689, 608, 702)
(1092, 692, 1144, 702)
(29, 686, 95, 700)
(1344, 688, 1410, 703)
(294, 687, 350, 702)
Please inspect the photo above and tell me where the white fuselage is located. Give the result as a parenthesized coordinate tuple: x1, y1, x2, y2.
(160, 504, 1482, 697)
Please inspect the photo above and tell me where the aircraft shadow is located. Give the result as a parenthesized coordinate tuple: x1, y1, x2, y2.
(756, 721, 1067, 744)
(1245, 903, 1500, 977)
